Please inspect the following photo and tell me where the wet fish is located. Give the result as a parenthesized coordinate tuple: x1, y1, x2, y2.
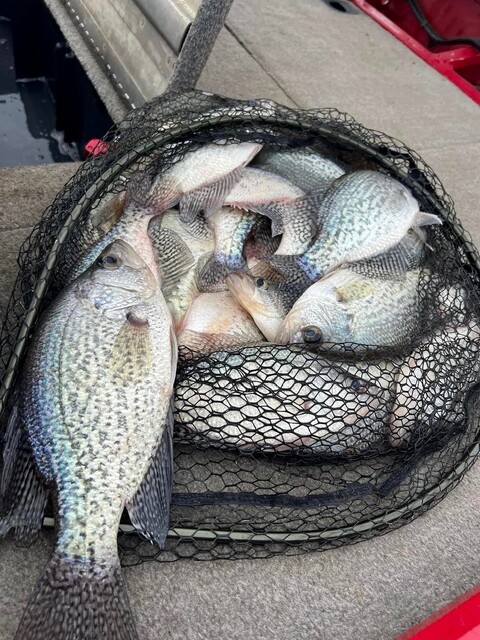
(269, 170, 441, 281)
(226, 270, 310, 342)
(177, 291, 265, 359)
(389, 319, 480, 447)
(253, 146, 346, 193)
(197, 206, 261, 291)
(148, 209, 214, 326)
(163, 141, 262, 219)
(66, 172, 171, 286)
(243, 218, 280, 261)
(7, 239, 176, 639)
(207, 206, 260, 269)
(223, 167, 323, 256)
(276, 268, 422, 351)
(174, 346, 389, 455)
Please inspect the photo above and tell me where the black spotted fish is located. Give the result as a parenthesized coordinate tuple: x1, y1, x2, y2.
(4, 239, 176, 639)
(269, 170, 441, 281)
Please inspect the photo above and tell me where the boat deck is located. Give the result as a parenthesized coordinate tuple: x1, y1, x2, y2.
(0, 2, 479, 638)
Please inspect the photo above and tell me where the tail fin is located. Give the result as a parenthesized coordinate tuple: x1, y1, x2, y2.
(15, 553, 138, 640)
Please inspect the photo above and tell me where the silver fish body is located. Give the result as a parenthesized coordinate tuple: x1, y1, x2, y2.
(149, 209, 214, 327)
(389, 320, 480, 447)
(207, 206, 260, 269)
(253, 147, 345, 194)
(14, 239, 176, 639)
(275, 170, 441, 281)
(276, 267, 422, 351)
(177, 291, 265, 359)
(174, 346, 390, 454)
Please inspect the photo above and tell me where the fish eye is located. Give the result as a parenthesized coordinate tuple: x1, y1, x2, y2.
(255, 277, 268, 289)
(98, 254, 121, 270)
(351, 378, 367, 394)
(301, 325, 322, 343)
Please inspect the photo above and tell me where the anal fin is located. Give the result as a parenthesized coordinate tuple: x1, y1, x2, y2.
(126, 402, 174, 548)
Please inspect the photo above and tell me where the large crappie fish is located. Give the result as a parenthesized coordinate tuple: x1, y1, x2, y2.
(3, 238, 176, 639)
(269, 170, 441, 281)
(389, 319, 480, 447)
(276, 268, 422, 351)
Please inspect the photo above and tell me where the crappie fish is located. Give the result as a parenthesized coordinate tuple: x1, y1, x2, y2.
(208, 206, 260, 269)
(223, 167, 323, 256)
(177, 291, 265, 359)
(6, 239, 176, 639)
(149, 209, 214, 326)
(174, 346, 390, 454)
(66, 172, 171, 286)
(270, 170, 441, 281)
(226, 271, 311, 342)
(161, 141, 262, 219)
(276, 268, 421, 351)
(389, 319, 480, 447)
(199, 215, 281, 292)
(253, 147, 345, 193)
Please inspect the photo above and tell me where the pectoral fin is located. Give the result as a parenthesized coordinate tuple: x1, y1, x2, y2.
(126, 401, 174, 548)
(109, 315, 153, 385)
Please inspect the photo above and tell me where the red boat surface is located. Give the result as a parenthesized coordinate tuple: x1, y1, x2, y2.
(352, 0, 480, 105)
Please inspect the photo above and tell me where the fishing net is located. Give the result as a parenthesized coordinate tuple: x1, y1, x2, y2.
(1, 90, 480, 564)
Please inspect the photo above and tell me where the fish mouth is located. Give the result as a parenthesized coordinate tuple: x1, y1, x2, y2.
(226, 272, 255, 303)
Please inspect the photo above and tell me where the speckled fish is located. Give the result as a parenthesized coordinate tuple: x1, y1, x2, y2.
(160, 141, 262, 219)
(208, 206, 261, 269)
(269, 170, 441, 281)
(65, 172, 171, 286)
(276, 268, 422, 351)
(389, 319, 480, 447)
(223, 167, 324, 255)
(253, 146, 346, 193)
(226, 270, 310, 342)
(148, 209, 214, 326)
(177, 291, 265, 359)
(174, 346, 390, 454)
(197, 206, 261, 291)
(6, 239, 176, 639)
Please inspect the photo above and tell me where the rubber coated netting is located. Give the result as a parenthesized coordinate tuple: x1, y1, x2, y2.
(1, 90, 479, 563)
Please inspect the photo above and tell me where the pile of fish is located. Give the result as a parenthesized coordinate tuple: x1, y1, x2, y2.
(2, 139, 479, 639)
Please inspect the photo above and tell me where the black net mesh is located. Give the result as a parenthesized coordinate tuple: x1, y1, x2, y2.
(1, 90, 480, 563)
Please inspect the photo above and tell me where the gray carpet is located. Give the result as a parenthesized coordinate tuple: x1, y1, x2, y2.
(0, 0, 479, 638)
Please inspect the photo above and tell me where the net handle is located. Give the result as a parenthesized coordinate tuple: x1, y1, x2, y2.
(166, 0, 235, 93)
